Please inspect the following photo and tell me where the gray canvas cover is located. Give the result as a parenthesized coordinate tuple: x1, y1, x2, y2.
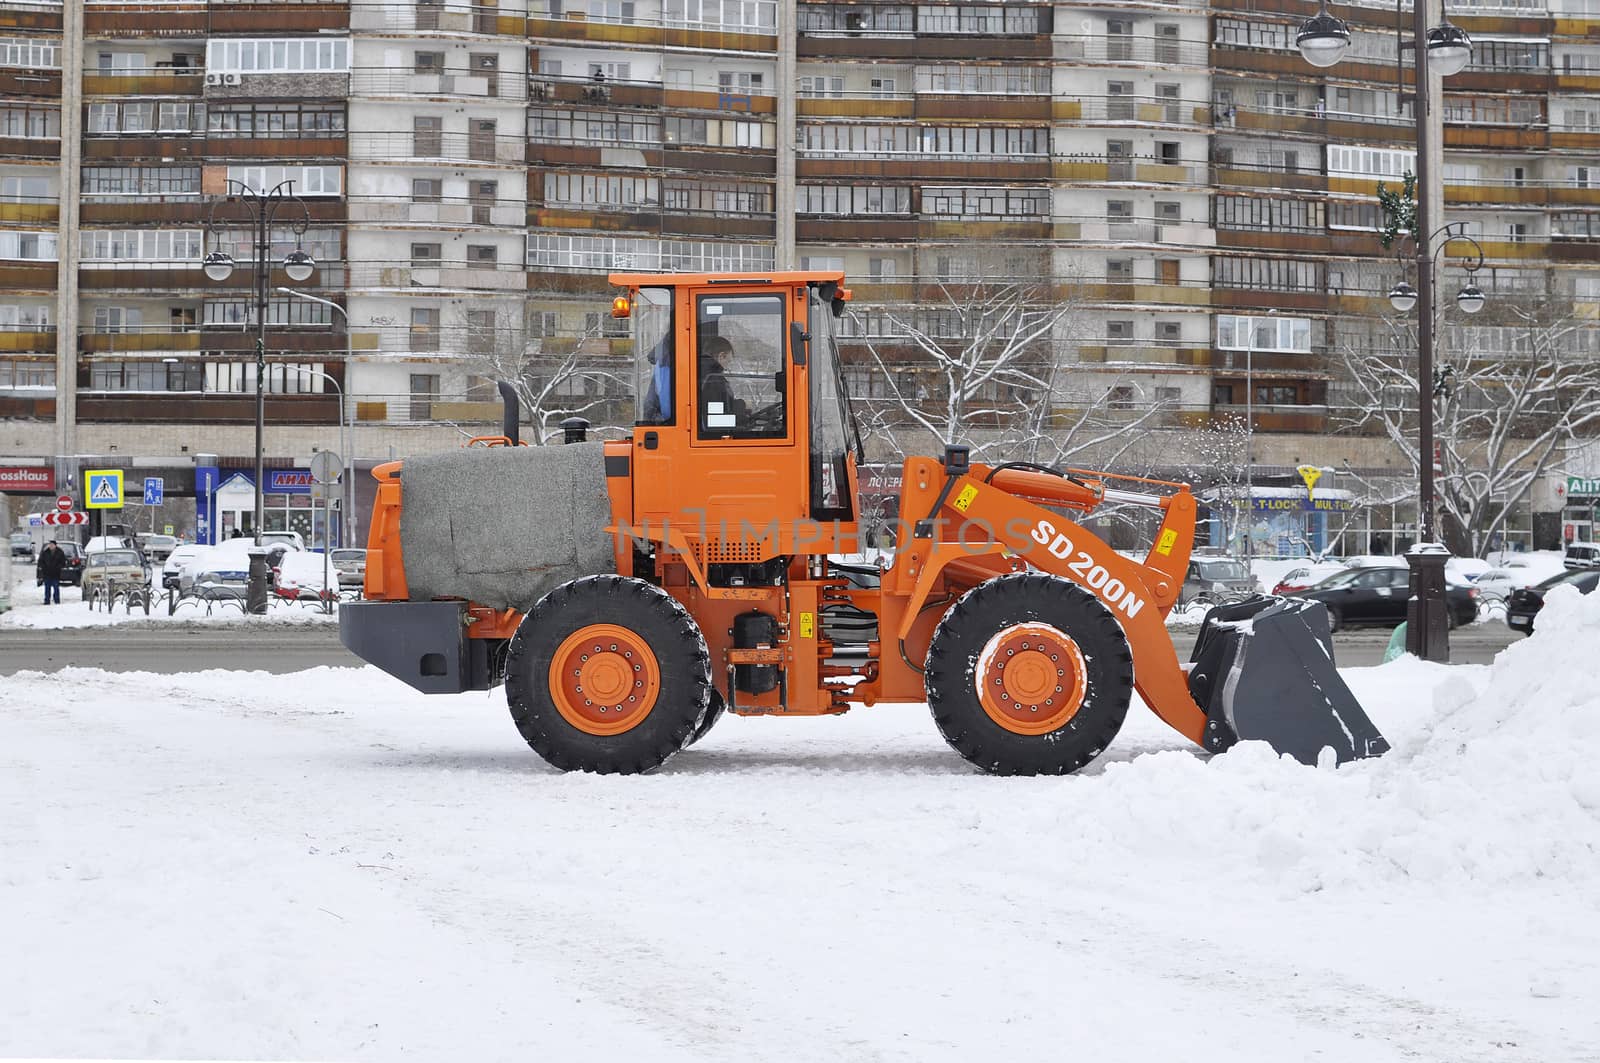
(399, 442, 616, 610)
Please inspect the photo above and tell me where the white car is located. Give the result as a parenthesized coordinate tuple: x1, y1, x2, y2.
(261, 531, 306, 552)
(273, 550, 335, 603)
(177, 540, 259, 595)
(162, 544, 206, 589)
(1475, 555, 1573, 601)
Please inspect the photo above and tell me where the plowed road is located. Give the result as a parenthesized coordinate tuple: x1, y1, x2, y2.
(0, 622, 1520, 676)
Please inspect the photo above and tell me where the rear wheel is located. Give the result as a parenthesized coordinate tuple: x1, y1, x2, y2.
(925, 573, 1133, 775)
(505, 575, 710, 774)
(1326, 606, 1343, 633)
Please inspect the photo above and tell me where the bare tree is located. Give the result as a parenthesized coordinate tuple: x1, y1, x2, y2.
(850, 272, 1173, 471)
(1335, 296, 1600, 556)
(459, 306, 629, 444)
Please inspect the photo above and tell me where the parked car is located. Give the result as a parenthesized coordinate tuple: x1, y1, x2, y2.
(80, 548, 150, 601)
(162, 544, 206, 590)
(1565, 541, 1600, 570)
(1474, 555, 1570, 602)
(136, 533, 177, 562)
(54, 542, 85, 586)
(329, 547, 368, 589)
(273, 550, 335, 603)
(177, 540, 256, 596)
(1181, 555, 1254, 605)
(1288, 566, 1478, 632)
(261, 531, 306, 552)
(192, 567, 250, 605)
(1269, 561, 1347, 595)
(9, 532, 33, 560)
(1506, 568, 1600, 634)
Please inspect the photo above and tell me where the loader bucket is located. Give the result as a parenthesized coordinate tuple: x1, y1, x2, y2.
(1186, 596, 1389, 766)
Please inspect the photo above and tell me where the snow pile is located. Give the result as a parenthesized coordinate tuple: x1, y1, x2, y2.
(1077, 586, 1600, 897)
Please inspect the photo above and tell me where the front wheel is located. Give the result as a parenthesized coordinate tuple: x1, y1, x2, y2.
(505, 575, 710, 774)
(1326, 606, 1343, 633)
(924, 573, 1133, 776)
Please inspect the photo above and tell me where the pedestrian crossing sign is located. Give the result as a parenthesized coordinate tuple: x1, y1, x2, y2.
(85, 469, 124, 509)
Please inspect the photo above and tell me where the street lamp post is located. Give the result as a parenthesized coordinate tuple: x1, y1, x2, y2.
(1294, 0, 1474, 661)
(203, 179, 315, 613)
(281, 363, 349, 552)
(279, 288, 352, 548)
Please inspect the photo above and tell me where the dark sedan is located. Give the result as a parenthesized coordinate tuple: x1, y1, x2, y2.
(1289, 565, 1478, 632)
(1506, 568, 1600, 635)
(55, 542, 86, 586)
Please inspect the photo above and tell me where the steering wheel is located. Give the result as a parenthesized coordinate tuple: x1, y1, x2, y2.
(746, 401, 785, 430)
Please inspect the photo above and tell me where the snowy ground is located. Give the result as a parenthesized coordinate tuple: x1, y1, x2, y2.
(3, 593, 1598, 1061)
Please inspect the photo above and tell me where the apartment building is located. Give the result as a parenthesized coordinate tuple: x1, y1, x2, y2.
(2, 0, 1598, 546)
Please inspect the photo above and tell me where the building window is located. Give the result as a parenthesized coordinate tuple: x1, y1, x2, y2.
(1213, 257, 1323, 292)
(414, 51, 444, 72)
(920, 185, 1050, 220)
(0, 37, 60, 69)
(1326, 144, 1416, 178)
(80, 230, 199, 261)
(205, 38, 350, 74)
(545, 173, 660, 210)
(226, 165, 342, 197)
(409, 373, 440, 420)
(410, 243, 442, 265)
(1215, 195, 1324, 232)
(796, 184, 910, 215)
(207, 103, 346, 138)
(412, 178, 442, 203)
(1106, 200, 1133, 223)
(467, 244, 498, 264)
(1216, 314, 1313, 353)
(409, 309, 439, 350)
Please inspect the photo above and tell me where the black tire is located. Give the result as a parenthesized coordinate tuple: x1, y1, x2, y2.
(924, 573, 1133, 776)
(1326, 606, 1343, 633)
(686, 689, 725, 747)
(505, 575, 710, 774)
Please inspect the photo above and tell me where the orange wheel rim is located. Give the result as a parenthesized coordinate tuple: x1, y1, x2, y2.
(548, 623, 661, 736)
(975, 622, 1087, 735)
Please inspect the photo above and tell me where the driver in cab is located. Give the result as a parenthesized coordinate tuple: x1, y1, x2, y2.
(699, 335, 748, 429)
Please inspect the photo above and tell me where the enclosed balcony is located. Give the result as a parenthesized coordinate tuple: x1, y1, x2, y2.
(349, 129, 528, 167)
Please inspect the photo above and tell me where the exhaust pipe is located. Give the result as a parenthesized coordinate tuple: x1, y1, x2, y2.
(496, 380, 519, 445)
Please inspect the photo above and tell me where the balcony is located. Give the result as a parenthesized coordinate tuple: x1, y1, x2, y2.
(78, 392, 341, 425)
(0, 199, 57, 224)
(346, 262, 529, 292)
(1214, 402, 1331, 434)
(349, 196, 525, 228)
(208, 1, 348, 34)
(202, 134, 347, 159)
(348, 130, 526, 167)
(76, 328, 349, 357)
(82, 70, 205, 96)
(0, 327, 54, 353)
(1215, 227, 1332, 253)
(527, 8, 778, 54)
(350, 1, 519, 35)
(0, 263, 56, 289)
(1057, 34, 1209, 68)
(0, 3, 61, 30)
(1212, 164, 1328, 194)
(797, 32, 1049, 62)
(797, 156, 1048, 181)
(0, 135, 59, 160)
(1210, 286, 1330, 313)
(530, 74, 778, 116)
(1057, 95, 1211, 127)
(350, 67, 529, 103)
(1053, 217, 1216, 247)
(83, 3, 206, 37)
(0, 70, 61, 98)
(82, 134, 205, 160)
(79, 197, 204, 225)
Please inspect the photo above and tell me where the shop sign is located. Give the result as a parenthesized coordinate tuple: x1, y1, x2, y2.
(266, 470, 314, 493)
(0, 466, 54, 493)
(1569, 476, 1600, 498)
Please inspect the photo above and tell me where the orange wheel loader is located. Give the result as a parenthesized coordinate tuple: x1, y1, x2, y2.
(339, 271, 1388, 775)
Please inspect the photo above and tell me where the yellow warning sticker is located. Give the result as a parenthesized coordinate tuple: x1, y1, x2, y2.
(799, 612, 815, 639)
(1155, 529, 1178, 556)
(953, 484, 979, 512)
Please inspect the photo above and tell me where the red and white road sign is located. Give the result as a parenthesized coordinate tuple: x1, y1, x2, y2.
(42, 511, 88, 526)
(55, 494, 72, 511)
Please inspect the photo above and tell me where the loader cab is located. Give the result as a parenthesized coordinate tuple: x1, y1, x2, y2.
(616, 271, 863, 552)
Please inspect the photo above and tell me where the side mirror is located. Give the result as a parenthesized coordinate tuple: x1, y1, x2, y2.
(789, 320, 808, 366)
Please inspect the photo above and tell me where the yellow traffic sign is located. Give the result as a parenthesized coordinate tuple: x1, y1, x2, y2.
(85, 469, 124, 509)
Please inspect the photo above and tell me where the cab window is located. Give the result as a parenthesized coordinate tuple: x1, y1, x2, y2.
(696, 293, 786, 439)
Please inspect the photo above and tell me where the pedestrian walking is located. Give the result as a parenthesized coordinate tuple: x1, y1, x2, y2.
(36, 539, 65, 605)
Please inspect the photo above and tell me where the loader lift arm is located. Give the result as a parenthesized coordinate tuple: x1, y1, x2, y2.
(889, 451, 1209, 745)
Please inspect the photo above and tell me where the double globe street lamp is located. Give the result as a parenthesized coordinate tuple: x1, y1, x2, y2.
(204, 179, 316, 613)
(1291, 0, 1474, 662)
